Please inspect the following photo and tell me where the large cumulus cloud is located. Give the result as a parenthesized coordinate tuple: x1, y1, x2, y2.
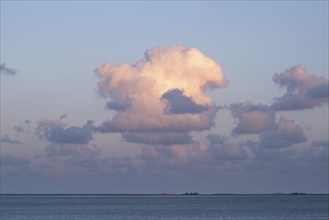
(94, 46, 228, 133)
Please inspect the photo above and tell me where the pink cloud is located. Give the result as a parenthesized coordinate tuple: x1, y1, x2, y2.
(94, 46, 228, 133)
(228, 102, 275, 135)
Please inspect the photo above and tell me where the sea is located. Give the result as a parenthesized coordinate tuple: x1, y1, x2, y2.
(0, 194, 328, 220)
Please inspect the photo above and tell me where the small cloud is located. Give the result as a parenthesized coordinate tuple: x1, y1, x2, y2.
(0, 63, 17, 75)
(36, 119, 92, 145)
(13, 126, 24, 133)
(105, 101, 130, 111)
(272, 65, 328, 111)
(59, 113, 68, 120)
(1, 135, 21, 144)
(228, 101, 276, 135)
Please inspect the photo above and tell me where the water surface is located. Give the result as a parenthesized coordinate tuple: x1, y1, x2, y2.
(1, 194, 328, 220)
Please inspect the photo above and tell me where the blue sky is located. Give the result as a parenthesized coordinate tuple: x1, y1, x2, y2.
(1, 1, 328, 193)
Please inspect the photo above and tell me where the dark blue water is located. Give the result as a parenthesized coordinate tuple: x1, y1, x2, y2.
(1, 195, 328, 220)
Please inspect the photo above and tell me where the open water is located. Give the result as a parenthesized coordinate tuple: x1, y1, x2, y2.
(0, 194, 328, 220)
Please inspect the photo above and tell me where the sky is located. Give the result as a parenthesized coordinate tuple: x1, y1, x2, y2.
(0, 1, 328, 194)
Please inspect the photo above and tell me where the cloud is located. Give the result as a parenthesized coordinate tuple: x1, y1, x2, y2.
(206, 133, 226, 145)
(107, 156, 136, 174)
(93, 45, 228, 133)
(139, 134, 249, 173)
(59, 113, 68, 120)
(13, 126, 24, 133)
(1, 135, 21, 144)
(259, 117, 307, 148)
(122, 132, 193, 145)
(34, 119, 104, 171)
(45, 143, 99, 157)
(306, 83, 329, 99)
(207, 134, 249, 160)
(105, 101, 129, 111)
(36, 119, 93, 145)
(228, 102, 276, 135)
(1, 155, 31, 166)
(0, 63, 17, 75)
(41, 136, 104, 172)
(140, 144, 201, 169)
(161, 89, 209, 114)
(272, 65, 329, 111)
(311, 140, 329, 148)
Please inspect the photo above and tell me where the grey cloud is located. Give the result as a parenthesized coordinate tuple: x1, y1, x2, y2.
(122, 132, 193, 145)
(253, 148, 289, 161)
(0, 63, 17, 75)
(59, 113, 68, 120)
(38, 123, 93, 145)
(105, 101, 130, 111)
(239, 140, 259, 148)
(1, 135, 21, 144)
(306, 84, 329, 99)
(272, 94, 314, 110)
(259, 117, 307, 148)
(311, 140, 329, 148)
(207, 133, 225, 145)
(13, 126, 24, 133)
(161, 89, 209, 114)
(1, 155, 31, 166)
(272, 65, 328, 111)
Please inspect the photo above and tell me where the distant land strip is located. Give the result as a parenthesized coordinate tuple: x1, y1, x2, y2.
(1, 193, 327, 197)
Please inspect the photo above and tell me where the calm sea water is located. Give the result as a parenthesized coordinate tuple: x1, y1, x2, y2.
(1, 194, 328, 220)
